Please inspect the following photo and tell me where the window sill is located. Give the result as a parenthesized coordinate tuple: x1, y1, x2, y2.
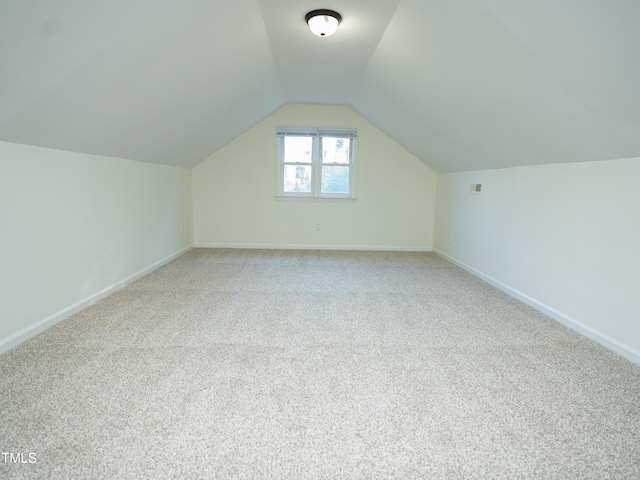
(274, 195, 357, 202)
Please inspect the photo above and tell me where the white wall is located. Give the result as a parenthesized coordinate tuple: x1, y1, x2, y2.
(0, 141, 193, 352)
(434, 157, 640, 361)
(193, 103, 437, 250)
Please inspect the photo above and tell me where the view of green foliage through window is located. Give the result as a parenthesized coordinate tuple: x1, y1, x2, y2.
(283, 137, 312, 192)
(321, 137, 349, 193)
(282, 135, 352, 195)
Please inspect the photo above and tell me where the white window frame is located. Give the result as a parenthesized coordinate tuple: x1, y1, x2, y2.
(276, 127, 358, 199)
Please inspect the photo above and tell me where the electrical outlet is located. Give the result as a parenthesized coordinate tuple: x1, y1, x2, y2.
(316, 223, 321, 231)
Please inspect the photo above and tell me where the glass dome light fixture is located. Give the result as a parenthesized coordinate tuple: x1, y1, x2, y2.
(305, 9, 342, 37)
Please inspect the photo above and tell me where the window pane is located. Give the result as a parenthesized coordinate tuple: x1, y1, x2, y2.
(321, 166, 350, 194)
(322, 137, 350, 164)
(284, 137, 312, 163)
(284, 165, 312, 192)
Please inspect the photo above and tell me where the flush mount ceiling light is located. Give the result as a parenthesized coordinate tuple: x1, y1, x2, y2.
(305, 9, 341, 37)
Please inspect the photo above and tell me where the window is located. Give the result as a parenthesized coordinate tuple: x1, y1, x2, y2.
(276, 127, 357, 199)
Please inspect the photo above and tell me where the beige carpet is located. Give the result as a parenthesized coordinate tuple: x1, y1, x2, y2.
(1, 249, 639, 479)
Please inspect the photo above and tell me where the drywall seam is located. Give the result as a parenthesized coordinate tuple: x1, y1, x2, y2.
(195, 243, 432, 252)
(0, 245, 194, 355)
(432, 249, 640, 366)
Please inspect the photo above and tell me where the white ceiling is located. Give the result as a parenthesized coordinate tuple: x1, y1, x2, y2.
(1, 0, 639, 172)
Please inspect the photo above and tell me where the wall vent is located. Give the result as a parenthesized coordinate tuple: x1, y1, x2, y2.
(470, 183, 483, 194)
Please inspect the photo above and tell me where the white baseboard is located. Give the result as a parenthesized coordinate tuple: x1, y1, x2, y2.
(0, 245, 194, 355)
(433, 249, 640, 366)
(195, 243, 432, 252)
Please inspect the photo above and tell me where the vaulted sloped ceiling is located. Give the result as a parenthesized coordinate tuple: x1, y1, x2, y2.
(1, 0, 639, 172)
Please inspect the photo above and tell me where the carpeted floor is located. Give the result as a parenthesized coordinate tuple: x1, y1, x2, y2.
(1, 249, 639, 479)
